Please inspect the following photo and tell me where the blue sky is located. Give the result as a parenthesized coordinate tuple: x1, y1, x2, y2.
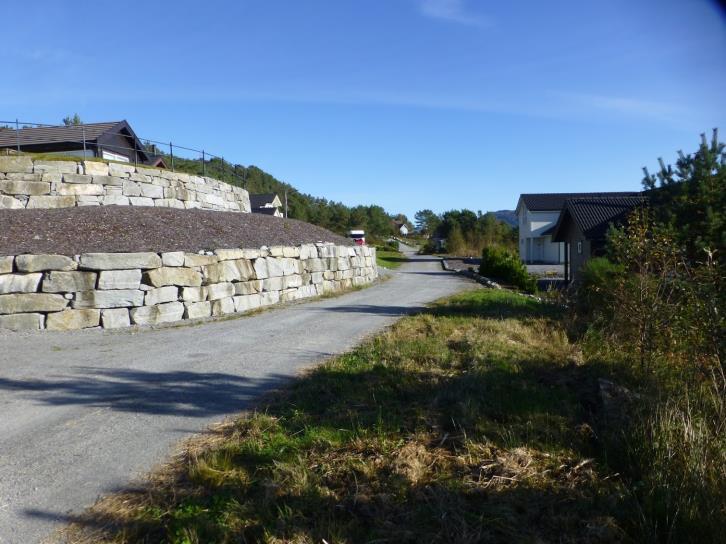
(2, 0, 724, 219)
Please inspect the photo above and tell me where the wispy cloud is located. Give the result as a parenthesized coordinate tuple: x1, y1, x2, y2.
(553, 91, 689, 123)
(0, 83, 696, 130)
(417, 0, 491, 27)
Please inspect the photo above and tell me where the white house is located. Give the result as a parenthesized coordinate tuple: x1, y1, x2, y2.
(516, 192, 638, 264)
(392, 220, 409, 237)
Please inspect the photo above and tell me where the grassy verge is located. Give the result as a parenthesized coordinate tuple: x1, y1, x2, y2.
(375, 248, 407, 269)
(66, 289, 635, 543)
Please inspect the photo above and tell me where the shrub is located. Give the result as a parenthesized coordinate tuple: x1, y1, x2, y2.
(572, 209, 725, 542)
(446, 225, 466, 255)
(479, 246, 537, 293)
(572, 257, 625, 331)
(376, 240, 399, 253)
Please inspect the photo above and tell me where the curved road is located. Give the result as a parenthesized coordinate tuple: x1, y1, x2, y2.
(0, 248, 469, 543)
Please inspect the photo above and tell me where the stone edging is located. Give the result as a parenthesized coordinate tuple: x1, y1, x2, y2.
(440, 258, 502, 289)
(0, 156, 250, 212)
(0, 244, 377, 331)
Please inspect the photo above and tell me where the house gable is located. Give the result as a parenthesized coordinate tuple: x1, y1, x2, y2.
(249, 193, 282, 209)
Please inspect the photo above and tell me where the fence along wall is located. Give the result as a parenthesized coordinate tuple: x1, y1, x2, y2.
(0, 156, 250, 212)
(0, 244, 377, 331)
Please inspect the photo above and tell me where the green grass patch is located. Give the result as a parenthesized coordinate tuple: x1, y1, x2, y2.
(68, 289, 635, 543)
(376, 249, 407, 269)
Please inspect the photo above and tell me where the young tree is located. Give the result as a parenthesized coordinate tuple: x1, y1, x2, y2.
(446, 224, 466, 255)
(62, 113, 83, 126)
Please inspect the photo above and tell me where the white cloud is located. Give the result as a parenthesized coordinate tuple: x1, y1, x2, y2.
(418, 0, 491, 27)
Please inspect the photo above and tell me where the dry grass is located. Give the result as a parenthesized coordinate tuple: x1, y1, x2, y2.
(62, 290, 630, 543)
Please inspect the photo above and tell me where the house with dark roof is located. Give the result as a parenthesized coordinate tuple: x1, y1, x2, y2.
(0, 120, 166, 167)
(393, 220, 409, 236)
(249, 193, 283, 217)
(550, 195, 647, 283)
(515, 192, 639, 264)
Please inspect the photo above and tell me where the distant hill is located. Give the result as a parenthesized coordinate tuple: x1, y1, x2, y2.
(492, 210, 517, 227)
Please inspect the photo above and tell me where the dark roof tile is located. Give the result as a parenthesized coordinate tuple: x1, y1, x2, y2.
(0, 122, 122, 147)
(552, 196, 648, 241)
(520, 192, 640, 211)
(249, 193, 279, 209)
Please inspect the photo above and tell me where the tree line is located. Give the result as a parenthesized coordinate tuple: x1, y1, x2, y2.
(415, 208, 517, 255)
(158, 154, 410, 240)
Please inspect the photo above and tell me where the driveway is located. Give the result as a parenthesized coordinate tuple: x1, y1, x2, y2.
(525, 263, 564, 278)
(0, 248, 469, 543)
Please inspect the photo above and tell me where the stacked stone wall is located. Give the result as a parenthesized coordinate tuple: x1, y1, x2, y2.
(0, 156, 250, 212)
(0, 244, 377, 331)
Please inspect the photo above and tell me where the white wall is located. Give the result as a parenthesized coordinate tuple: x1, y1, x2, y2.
(517, 204, 564, 264)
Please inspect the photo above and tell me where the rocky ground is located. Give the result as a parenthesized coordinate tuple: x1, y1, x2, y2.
(0, 207, 352, 256)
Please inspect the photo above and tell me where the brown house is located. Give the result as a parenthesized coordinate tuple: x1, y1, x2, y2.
(550, 195, 647, 283)
(0, 120, 166, 167)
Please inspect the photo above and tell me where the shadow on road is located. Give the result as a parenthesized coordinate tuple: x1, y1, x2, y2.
(313, 304, 428, 316)
(401, 256, 442, 263)
(0, 367, 298, 417)
(402, 270, 456, 277)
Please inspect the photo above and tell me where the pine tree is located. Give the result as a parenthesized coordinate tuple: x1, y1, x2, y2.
(643, 128, 725, 261)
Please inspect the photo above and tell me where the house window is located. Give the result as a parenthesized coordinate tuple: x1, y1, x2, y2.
(577, 241, 582, 254)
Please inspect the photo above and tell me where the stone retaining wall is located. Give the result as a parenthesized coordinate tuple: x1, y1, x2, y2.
(0, 244, 377, 331)
(0, 156, 250, 212)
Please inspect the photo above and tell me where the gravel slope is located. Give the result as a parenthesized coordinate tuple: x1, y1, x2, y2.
(0, 207, 352, 256)
(0, 248, 471, 543)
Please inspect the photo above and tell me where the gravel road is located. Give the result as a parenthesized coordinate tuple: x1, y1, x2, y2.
(0, 248, 470, 543)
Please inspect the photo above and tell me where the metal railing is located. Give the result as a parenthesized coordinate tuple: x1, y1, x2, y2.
(0, 119, 248, 186)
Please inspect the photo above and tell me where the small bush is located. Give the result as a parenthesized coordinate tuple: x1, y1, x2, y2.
(420, 239, 440, 254)
(479, 246, 537, 293)
(573, 257, 625, 330)
(378, 240, 399, 253)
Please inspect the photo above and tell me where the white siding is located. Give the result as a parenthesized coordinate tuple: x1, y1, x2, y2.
(517, 203, 565, 264)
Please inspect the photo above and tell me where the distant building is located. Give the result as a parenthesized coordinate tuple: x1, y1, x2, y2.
(249, 193, 283, 217)
(516, 192, 639, 264)
(0, 120, 166, 167)
(393, 220, 409, 236)
(551, 195, 647, 283)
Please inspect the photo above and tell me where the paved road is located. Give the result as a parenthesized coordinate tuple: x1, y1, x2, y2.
(0, 248, 469, 543)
